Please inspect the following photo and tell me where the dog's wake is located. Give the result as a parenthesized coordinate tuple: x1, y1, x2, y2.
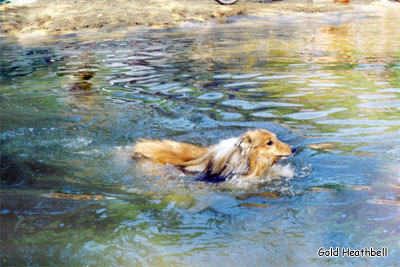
(222, 163, 294, 189)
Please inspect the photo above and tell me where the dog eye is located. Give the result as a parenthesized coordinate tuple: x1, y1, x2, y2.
(267, 141, 274, 146)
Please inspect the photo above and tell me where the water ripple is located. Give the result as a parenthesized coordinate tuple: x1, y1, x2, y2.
(286, 108, 347, 120)
(357, 100, 400, 109)
(222, 99, 302, 110)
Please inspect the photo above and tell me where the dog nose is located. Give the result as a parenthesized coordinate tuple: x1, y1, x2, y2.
(291, 148, 296, 154)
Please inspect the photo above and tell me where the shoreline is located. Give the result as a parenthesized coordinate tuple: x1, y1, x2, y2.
(1, 0, 398, 43)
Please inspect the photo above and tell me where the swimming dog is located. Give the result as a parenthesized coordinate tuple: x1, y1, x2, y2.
(133, 129, 295, 182)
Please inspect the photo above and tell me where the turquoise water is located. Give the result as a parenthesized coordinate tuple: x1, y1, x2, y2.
(1, 9, 400, 266)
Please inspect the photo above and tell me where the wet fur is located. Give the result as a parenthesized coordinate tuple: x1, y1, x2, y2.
(133, 129, 294, 182)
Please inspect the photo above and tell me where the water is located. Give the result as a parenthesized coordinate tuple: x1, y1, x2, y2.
(1, 9, 400, 266)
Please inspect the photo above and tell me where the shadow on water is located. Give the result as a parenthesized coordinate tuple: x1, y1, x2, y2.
(1, 8, 400, 266)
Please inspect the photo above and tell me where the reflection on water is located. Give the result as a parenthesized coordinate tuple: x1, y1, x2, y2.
(1, 8, 400, 266)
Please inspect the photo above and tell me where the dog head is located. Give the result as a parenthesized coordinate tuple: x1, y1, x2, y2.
(236, 129, 294, 158)
(235, 129, 295, 178)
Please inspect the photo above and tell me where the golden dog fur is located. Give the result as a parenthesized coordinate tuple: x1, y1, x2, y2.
(133, 129, 294, 182)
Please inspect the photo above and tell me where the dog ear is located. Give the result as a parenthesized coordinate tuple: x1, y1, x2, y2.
(235, 132, 252, 148)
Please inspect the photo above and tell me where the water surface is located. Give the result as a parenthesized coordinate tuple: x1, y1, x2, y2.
(1, 9, 400, 266)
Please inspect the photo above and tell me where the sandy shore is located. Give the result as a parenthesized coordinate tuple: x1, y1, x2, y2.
(0, 0, 397, 41)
